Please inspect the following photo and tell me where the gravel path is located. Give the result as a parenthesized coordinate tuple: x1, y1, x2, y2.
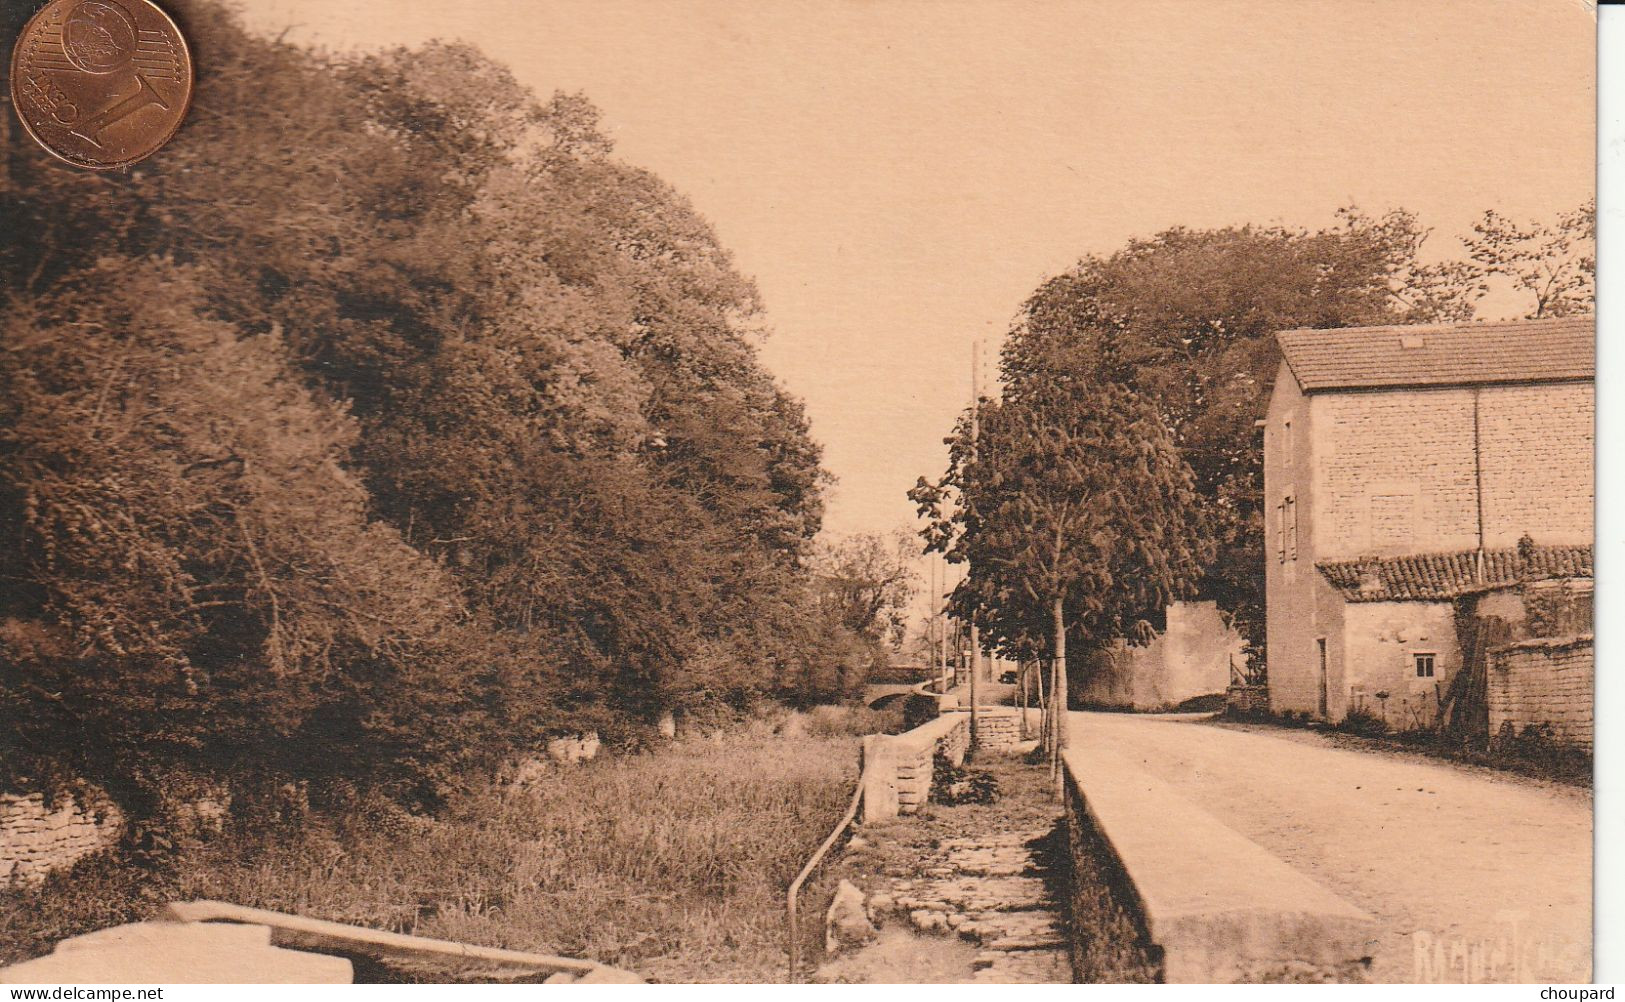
(1068, 711, 1591, 983)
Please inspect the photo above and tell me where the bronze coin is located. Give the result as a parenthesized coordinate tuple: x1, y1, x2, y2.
(8, 0, 193, 170)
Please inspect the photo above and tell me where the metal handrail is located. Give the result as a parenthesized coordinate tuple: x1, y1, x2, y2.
(786, 742, 867, 984)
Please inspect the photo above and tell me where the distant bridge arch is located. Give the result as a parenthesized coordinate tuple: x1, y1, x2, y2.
(862, 683, 919, 710)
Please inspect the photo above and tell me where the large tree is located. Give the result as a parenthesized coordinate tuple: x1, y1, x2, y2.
(912, 382, 1209, 787)
(808, 530, 919, 651)
(1464, 198, 1595, 320)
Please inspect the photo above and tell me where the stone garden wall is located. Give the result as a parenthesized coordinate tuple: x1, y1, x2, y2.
(1224, 684, 1269, 717)
(2, 787, 124, 884)
(1487, 634, 1593, 751)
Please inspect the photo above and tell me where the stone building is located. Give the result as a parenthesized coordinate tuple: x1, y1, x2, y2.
(1262, 316, 1594, 724)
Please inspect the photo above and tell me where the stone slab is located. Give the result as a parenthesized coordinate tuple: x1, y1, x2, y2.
(53, 921, 272, 953)
(971, 948, 1071, 982)
(0, 923, 352, 984)
(891, 875, 1049, 913)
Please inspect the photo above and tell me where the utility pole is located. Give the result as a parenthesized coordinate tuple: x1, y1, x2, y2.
(929, 555, 942, 688)
(931, 556, 945, 693)
(967, 340, 981, 754)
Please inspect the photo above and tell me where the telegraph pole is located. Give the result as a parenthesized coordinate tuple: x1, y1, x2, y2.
(933, 556, 946, 694)
(967, 340, 981, 753)
(929, 555, 942, 688)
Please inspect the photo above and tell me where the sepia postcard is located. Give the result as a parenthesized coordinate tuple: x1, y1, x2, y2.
(0, 0, 1612, 989)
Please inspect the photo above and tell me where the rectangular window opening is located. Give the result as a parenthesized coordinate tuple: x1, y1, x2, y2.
(1286, 495, 1298, 561)
(1414, 653, 1436, 678)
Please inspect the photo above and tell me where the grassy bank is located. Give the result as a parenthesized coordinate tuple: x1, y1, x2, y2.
(2, 711, 883, 983)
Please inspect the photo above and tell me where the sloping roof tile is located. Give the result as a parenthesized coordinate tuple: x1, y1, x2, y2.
(1277, 317, 1594, 392)
(1317, 544, 1592, 603)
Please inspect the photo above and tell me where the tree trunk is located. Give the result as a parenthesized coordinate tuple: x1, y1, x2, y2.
(969, 624, 979, 758)
(1019, 659, 1029, 740)
(1051, 596, 1068, 798)
(1034, 656, 1048, 748)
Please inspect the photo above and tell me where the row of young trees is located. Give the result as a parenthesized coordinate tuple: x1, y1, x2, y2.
(0, 2, 862, 806)
(914, 202, 1594, 771)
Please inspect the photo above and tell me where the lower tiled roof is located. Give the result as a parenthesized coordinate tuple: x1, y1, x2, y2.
(1317, 544, 1592, 602)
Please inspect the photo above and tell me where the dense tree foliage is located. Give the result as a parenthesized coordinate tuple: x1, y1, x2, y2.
(911, 382, 1209, 774)
(1, 2, 840, 803)
(809, 530, 918, 650)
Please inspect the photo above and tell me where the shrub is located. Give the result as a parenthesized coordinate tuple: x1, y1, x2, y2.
(929, 752, 999, 806)
(0, 847, 181, 966)
(1334, 707, 1389, 738)
(803, 704, 906, 738)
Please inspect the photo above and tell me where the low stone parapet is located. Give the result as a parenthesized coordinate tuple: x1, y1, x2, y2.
(1225, 684, 1269, 717)
(1061, 748, 1375, 982)
(859, 708, 1032, 822)
(860, 714, 968, 821)
(943, 707, 1024, 749)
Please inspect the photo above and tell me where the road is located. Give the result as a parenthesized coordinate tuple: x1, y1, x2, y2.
(1067, 711, 1592, 983)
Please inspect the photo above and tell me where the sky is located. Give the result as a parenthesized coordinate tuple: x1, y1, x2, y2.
(241, 0, 1596, 541)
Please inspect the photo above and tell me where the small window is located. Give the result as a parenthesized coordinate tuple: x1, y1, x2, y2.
(1286, 495, 1298, 561)
(1276, 502, 1287, 564)
(1414, 653, 1436, 679)
(1283, 420, 1292, 468)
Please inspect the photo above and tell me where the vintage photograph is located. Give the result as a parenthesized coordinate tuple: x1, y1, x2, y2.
(0, 0, 1602, 986)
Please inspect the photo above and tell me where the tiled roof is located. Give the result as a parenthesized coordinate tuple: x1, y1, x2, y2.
(1317, 544, 1592, 603)
(1277, 317, 1594, 392)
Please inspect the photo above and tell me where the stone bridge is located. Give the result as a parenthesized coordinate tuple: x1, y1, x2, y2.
(861, 682, 924, 710)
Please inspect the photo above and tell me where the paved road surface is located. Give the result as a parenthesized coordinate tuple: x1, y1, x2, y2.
(1067, 711, 1591, 983)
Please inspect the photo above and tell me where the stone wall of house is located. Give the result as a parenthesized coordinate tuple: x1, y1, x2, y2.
(1308, 383, 1592, 561)
(2, 788, 124, 884)
(1478, 383, 1594, 549)
(1264, 363, 1326, 717)
(1311, 387, 1481, 559)
(1487, 634, 1593, 751)
(1342, 600, 1461, 729)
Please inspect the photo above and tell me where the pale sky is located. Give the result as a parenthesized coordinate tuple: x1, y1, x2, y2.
(240, 0, 1596, 540)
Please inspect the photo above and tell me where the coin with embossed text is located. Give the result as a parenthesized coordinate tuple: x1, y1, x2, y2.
(9, 0, 192, 170)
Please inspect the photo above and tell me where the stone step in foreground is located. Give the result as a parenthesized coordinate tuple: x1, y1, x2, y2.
(887, 875, 1049, 913)
(869, 824, 1070, 978)
(972, 948, 1071, 983)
